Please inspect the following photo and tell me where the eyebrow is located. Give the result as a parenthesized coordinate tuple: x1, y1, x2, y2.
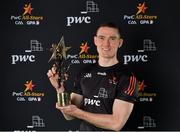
(96, 35, 119, 38)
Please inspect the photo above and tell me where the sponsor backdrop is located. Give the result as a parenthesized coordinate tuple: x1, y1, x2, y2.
(1, 0, 180, 131)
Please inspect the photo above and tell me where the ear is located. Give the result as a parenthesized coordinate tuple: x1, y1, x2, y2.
(94, 36, 98, 46)
(119, 39, 123, 48)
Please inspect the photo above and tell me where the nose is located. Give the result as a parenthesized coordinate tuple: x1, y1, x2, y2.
(103, 38, 110, 47)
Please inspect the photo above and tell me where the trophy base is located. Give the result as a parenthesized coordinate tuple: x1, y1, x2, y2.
(57, 92, 71, 106)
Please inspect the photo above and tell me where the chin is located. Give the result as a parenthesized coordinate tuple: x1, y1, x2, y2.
(100, 54, 115, 59)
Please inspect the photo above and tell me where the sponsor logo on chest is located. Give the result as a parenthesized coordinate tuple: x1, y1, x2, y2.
(83, 87, 109, 107)
(84, 98, 100, 106)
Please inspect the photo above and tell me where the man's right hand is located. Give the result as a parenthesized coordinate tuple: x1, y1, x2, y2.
(47, 65, 65, 93)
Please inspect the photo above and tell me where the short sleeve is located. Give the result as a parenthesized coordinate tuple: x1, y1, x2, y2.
(71, 72, 83, 95)
(115, 74, 139, 103)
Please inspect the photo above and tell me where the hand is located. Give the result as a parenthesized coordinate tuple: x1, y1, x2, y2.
(56, 103, 78, 116)
(47, 64, 65, 93)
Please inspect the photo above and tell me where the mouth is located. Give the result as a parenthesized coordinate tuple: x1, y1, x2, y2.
(102, 48, 111, 51)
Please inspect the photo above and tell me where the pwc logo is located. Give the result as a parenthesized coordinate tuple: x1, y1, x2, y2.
(83, 88, 109, 107)
(11, 55, 35, 64)
(123, 54, 148, 65)
(84, 98, 100, 106)
(123, 39, 157, 65)
(66, 16, 91, 27)
(66, 1, 100, 26)
(11, 40, 43, 64)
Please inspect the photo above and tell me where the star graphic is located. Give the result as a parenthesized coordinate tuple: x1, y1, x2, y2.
(24, 80, 35, 92)
(49, 36, 71, 62)
(79, 42, 90, 54)
(136, 2, 148, 15)
(138, 80, 146, 91)
(23, 3, 33, 15)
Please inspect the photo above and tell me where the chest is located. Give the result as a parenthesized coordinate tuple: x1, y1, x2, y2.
(80, 72, 119, 99)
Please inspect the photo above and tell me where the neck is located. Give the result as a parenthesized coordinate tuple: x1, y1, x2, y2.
(98, 57, 119, 67)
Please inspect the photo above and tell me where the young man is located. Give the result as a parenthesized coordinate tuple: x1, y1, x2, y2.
(47, 22, 138, 131)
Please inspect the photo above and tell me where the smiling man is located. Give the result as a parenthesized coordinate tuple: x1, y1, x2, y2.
(47, 22, 139, 131)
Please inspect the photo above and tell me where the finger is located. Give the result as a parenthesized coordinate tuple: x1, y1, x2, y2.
(56, 103, 65, 111)
(64, 74, 69, 80)
(56, 103, 59, 109)
(47, 70, 54, 78)
(60, 82, 64, 87)
(56, 103, 61, 109)
(51, 66, 57, 75)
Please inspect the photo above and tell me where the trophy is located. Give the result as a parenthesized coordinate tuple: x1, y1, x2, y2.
(48, 36, 71, 106)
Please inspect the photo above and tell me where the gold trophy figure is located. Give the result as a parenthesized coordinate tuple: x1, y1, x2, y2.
(48, 36, 71, 106)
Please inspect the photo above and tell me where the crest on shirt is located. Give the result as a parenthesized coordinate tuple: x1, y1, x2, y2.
(108, 75, 118, 85)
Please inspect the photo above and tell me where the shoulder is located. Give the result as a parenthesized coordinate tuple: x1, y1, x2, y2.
(113, 64, 139, 89)
(114, 65, 139, 102)
(114, 64, 136, 79)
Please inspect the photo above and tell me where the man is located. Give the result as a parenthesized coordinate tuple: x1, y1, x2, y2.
(47, 22, 138, 131)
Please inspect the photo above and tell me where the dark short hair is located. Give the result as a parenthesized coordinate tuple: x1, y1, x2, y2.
(95, 22, 121, 37)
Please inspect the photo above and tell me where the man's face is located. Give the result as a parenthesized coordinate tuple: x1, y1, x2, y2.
(94, 27, 123, 59)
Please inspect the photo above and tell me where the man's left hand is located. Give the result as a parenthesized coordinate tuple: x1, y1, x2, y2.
(56, 103, 78, 116)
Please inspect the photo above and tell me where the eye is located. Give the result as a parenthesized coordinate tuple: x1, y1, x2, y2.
(110, 37, 117, 41)
(97, 36, 105, 40)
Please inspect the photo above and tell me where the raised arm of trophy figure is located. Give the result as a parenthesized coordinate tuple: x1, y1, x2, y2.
(59, 36, 71, 60)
